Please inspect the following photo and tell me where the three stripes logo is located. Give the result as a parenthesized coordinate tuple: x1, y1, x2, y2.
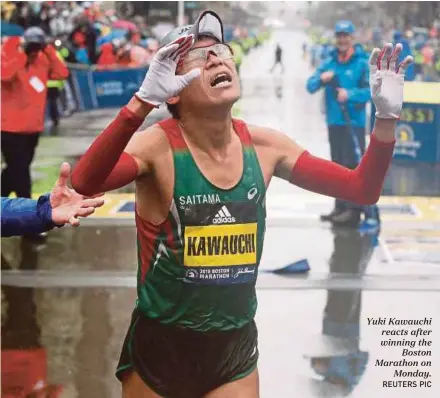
(212, 205, 236, 224)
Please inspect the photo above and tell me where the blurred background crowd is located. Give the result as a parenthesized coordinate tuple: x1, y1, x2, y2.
(2, 3, 440, 398)
(1, 1, 269, 68)
(1, 1, 270, 132)
(302, 1, 440, 82)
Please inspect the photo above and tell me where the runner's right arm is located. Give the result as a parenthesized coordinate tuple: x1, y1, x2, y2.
(70, 99, 152, 196)
(71, 35, 199, 197)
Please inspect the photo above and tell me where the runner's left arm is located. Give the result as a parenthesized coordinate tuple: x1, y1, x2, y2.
(273, 43, 412, 205)
(270, 119, 395, 205)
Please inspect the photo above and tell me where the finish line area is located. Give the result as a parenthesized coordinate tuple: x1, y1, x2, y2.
(2, 28, 440, 398)
(4, 192, 440, 292)
(79, 192, 440, 224)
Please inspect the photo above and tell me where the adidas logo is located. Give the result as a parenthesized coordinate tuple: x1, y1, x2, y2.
(213, 205, 236, 224)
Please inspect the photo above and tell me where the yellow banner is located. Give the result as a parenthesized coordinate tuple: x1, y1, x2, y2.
(404, 82, 440, 105)
(184, 223, 257, 267)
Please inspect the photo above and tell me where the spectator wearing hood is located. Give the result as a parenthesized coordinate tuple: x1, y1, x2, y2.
(393, 31, 415, 81)
(1, 27, 68, 205)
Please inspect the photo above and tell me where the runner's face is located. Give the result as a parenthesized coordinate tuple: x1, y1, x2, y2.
(335, 33, 352, 53)
(176, 37, 240, 109)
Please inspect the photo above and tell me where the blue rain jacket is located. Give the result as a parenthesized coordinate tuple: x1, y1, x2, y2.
(1, 194, 56, 237)
(306, 44, 371, 128)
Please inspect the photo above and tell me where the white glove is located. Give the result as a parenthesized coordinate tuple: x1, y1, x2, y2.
(135, 35, 201, 107)
(369, 43, 413, 119)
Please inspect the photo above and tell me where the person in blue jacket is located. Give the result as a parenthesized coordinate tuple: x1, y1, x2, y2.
(306, 20, 371, 228)
(1, 163, 104, 238)
(393, 31, 415, 81)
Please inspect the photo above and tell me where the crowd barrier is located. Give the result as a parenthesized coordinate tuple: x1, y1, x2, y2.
(68, 64, 148, 110)
(65, 33, 272, 111)
(370, 82, 440, 163)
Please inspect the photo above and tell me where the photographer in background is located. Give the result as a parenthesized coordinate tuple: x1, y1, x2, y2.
(1, 27, 69, 235)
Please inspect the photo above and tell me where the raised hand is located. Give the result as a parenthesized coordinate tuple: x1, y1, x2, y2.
(135, 35, 201, 107)
(369, 43, 413, 120)
(50, 163, 104, 227)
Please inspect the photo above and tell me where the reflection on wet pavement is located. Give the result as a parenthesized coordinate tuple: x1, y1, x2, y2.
(304, 228, 375, 396)
(2, 227, 439, 397)
(384, 162, 440, 197)
(2, 241, 135, 398)
(2, 30, 440, 398)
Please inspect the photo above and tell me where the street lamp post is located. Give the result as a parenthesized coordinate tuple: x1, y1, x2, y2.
(178, 1, 185, 26)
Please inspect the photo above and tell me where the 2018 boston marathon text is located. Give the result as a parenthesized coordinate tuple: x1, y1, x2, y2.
(368, 317, 433, 388)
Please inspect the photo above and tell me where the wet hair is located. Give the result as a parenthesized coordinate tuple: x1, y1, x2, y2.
(167, 102, 180, 119)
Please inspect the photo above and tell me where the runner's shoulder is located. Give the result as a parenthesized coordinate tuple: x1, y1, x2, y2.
(246, 124, 291, 149)
(125, 122, 173, 176)
(127, 122, 172, 159)
(246, 123, 304, 162)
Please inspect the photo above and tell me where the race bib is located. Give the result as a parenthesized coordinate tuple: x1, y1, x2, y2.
(180, 202, 259, 285)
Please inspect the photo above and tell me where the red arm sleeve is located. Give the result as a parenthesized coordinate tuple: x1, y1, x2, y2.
(289, 134, 395, 205)
(71, 107, 144, 196)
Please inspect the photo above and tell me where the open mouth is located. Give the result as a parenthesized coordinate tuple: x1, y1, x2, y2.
(210, 72, 233, 88)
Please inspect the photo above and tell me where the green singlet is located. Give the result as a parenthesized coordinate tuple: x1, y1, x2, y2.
(135, 118, 266, 332)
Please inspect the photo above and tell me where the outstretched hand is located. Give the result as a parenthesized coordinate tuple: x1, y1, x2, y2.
(50, 163, 105, 227)
(369, 42, 413, 120)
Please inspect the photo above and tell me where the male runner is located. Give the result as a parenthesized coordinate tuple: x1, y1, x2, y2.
(270, 43, 284, 73)
(71, 10, 412, 398)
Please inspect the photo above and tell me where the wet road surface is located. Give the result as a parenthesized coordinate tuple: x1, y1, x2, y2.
(2, 30, 440, 397)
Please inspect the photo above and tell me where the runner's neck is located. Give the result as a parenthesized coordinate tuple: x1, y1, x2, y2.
(179, 112, 234, 153)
